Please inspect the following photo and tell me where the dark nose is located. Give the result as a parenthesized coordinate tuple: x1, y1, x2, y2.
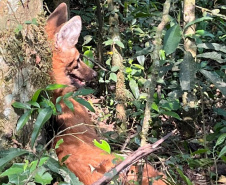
(92, 70, 97, 78)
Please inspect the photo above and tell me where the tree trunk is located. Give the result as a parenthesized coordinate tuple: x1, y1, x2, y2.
(0, 0, 48, 150)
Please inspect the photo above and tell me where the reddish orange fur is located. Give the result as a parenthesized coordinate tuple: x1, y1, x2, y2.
(45, 3, 166, 185)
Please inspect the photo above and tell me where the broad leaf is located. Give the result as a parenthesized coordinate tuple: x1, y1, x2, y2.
(109, 73, 117, 82)
(83, 35, 93, 46)
(163, 24, 181, 55)
(197, 43, 226, 53)
(137, 55, 145, 66)
(161, 111, 181, 120)
(46, 157, 82, 185)
(184, 17, 212, 30)
(115, 40, 125, 48)
(63, 99, 74, 112)
(34, 166, 53, 185)
(74, 88, 95, 96)
(74, 97, 95, 112)
(32, 89, 43, 102)
(129, 79, 139, 99)
(215, 133, 226, 148)
(16, 110, 32, 131)
(179, 52, 196, 91)
(197, 52, 226, 63)
(31, 107, 53, 148)
(0, 163, 24, 177)
(55, 139, 64, 149)
(200, 69, 226, 96)
(93, 139, 111, 154)
(46, 84, 67, 91)
(219, 145, 226, 158)
(12, 102, 31, 110)
(0, 149, 29, 170)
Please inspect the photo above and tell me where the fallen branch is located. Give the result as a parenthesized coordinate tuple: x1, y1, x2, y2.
(92, 129, 177, 185)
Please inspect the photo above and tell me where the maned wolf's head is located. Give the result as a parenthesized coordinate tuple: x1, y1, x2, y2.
(45, 3, 97, 89)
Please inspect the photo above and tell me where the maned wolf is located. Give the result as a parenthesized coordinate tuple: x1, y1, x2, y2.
(45, 3, 166, 185)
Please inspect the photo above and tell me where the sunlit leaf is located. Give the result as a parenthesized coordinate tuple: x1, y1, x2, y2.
(46, 84, 67, 91)
(163, 24, 181, 55)
(93, 139, 111, 154)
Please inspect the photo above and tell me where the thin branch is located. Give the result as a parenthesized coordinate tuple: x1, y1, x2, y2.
(80, 54, 108, 71)
(92, 129, 177, 185)
(140, 0, 171, 146)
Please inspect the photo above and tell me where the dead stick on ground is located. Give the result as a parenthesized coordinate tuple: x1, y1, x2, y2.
(92, 129, 177, 185)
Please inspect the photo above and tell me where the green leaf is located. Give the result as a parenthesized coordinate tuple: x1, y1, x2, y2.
(196, 30, 214, 38)
(163, 24, 181, 55)
(192, 149, 209, 155)
(200, 69, 226, 96)
(103, 39, 114, 46)
(137, 55, 145, 66)
(74, 97, 95, 112)
(74, 88, 95, 96)
(14, 24, 23, 34)
(115, 40, 125, 48)
(134, 46, 153, 57)
(31, 107, 53, 148)
(46, 157, 82, 185)
(179, 52, 196, 91)
(12, 102, 31, 110)
(55, 139, 64, 149)
(27, 101, 40, 108)
(219, 145, 226, 158)
(161, 111, 181, 120)
(109, 73, 117, 82)
(176, 168, 193, 185)
(83, 50, 94, 68)
(93, 139, 111, 154)
(0, 163, 24, 177)
(63, 92, 73, 99)
(63, 99, 74, 112)
(25, 20, 32, 24)
(0, 149, 29, 170)
(32, 89, 43, 102)
(151, 102, 159, 112)
(160, 99, 180, 111)
(214, 108, 226, 116)
(34, 166, 53, 185)
(61, 154, 71, 164)
(83, 35, 93, 46)
(184, 17, 212, 30)
(215, 133, 226, 148)
(111, 66, 119, 72)
(16, 110, 32, 131)
(32, 18, 38, 25)
(197, 52, 225, 63)
(56, 96, 63, 104)
(129, 79, 139, 99)
(197, 43, 226, 53)
(46, 84, 67, 91)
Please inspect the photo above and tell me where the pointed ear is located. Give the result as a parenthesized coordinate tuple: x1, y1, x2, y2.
(55, 16, 82, 49)
(45, 3, 68, 39)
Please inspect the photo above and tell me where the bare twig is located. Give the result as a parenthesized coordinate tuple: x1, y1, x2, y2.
(92, 129, 177, 185)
